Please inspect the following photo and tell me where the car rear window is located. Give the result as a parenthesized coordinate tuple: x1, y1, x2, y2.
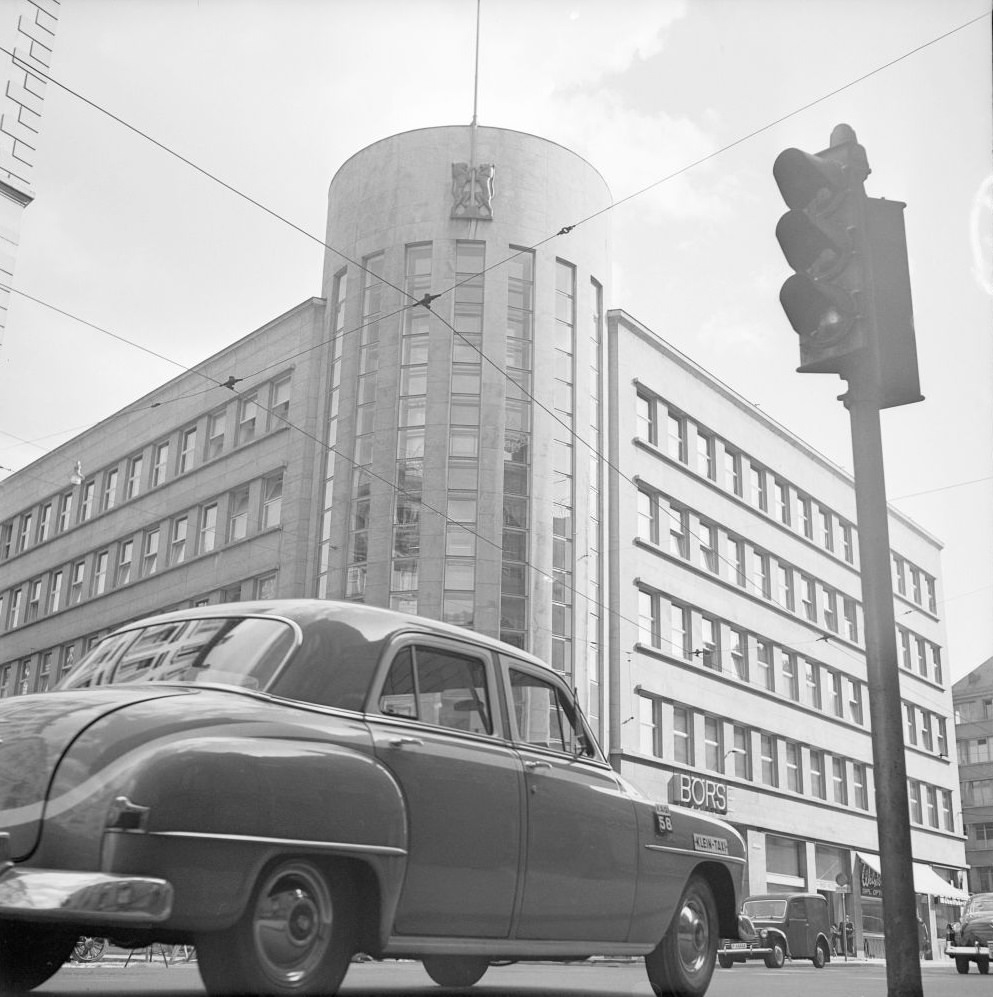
(59, 617, 296, 691)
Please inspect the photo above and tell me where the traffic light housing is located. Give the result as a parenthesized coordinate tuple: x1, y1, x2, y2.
(773, 125, 922, 408)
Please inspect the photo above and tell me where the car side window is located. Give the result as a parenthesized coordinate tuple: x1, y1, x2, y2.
(379, 645, 493, 735)
(507, 667, 594, 757)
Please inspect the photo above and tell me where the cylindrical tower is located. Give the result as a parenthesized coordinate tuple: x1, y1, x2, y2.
(315, 125, 610, 726)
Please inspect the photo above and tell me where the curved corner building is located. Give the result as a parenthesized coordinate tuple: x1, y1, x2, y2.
(314, 125, 611, 728)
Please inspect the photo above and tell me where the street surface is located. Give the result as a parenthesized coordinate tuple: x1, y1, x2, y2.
(38, 957, 988, 996)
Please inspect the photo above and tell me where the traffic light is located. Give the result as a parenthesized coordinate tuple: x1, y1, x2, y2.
(773, 124, 870, 375)
(773, 124, 922, 408)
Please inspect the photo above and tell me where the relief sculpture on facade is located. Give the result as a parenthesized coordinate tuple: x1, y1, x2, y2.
(451, 162, 495, 219)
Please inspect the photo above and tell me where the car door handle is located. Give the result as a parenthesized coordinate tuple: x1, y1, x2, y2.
(388, 736, 424, 747)
(524, 760, 551, 772)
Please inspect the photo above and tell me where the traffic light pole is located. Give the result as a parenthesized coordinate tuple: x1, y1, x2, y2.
(845, 367, 923, 997)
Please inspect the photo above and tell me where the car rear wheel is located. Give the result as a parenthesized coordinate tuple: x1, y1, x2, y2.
(955, 955, 970, 974)
(978, 955, 990, 975)
(197, 859, 354, 996)
(422, 956, 490, 987)
(764, 938, 786, 969)
(812, 939, 828, 968)
(717, 954, 734, 969)
(645, 874, 718, 997)
(0, 921, 76, 994)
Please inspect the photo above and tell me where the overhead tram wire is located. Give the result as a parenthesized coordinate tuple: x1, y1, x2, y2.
(5, 19, 981, 667)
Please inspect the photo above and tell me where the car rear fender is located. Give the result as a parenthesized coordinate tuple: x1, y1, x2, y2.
(47, 734, 409, 935)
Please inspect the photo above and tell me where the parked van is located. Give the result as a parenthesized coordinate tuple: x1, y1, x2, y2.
(718, 893, 832, 969)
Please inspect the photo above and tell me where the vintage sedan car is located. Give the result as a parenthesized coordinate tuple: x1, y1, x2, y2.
(717, 893, 831, 969)
(0, 600, 747, 996)
(947, 892, 993, 974)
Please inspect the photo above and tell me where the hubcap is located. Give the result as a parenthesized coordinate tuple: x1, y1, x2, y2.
(252, 864, 333, 986)
(676, 897, 710, 975)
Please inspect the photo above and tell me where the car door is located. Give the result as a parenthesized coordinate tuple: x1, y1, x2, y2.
(502, 657, 638, 942)
(786, 897, 811, 956)
(369, 639, 524, 939)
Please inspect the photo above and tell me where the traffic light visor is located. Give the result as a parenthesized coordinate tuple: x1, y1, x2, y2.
(773, 148, 846, 210)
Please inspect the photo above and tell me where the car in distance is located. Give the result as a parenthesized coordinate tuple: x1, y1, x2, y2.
(717, 893, 832, 969)
(946, 892, 993, 974)
(0, 600, 747, 997)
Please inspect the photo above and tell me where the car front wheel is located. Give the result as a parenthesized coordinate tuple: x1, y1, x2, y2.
(955, 955, 970, 974)
(422, 956, 489, 987)
(645, 875, 718, 997)
(0, 921, 76, 994)
(197, 859, 354, 996)
(764, 938, 786, 969)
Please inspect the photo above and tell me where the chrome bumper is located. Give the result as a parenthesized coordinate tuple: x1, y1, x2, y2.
(946, 943, 990, 956)
(0, 864, 173, 925)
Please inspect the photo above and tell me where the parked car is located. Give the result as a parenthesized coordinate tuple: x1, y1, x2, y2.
(0, 600, 748, 997)
(717, 893, 832, 969)
(946, 892, 993, 974)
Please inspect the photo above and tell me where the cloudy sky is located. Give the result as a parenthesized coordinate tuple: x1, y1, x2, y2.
(1, 0, 990, 681)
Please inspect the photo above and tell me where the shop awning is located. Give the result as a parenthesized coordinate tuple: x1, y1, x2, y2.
(856, 852, 967, 905)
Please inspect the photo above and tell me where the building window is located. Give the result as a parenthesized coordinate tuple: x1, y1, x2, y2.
(0, 522, 10, 559)
(116, 540, 133, 587)
(925, 576, 937, 613)
(69, 561, 85, 605)
(724, 448, 742, 496)
(849, 680, 864, 725)
(262, 473, 283, 529)
(921, 712, 934, 752)
(911, 567, 922, 604)
(179, 427, 197, 474)
(151, 440, 170, 486)
(909, 781, 923, 823)
(93, 551, 109, 596)
(670, 602, 691, 660)
(5, 589, 21, 628)
(704, 716, 724, 772)
(37, 503, 51, 543)
(820, 508, 834, 551)
(841, 522, 854, 563)
(915, 636, 928, 678)
(750, 464, 768, 512)
(674, 707, 693, 764)
(732, 725, 752, 779)
(700, 616, 720, 671)
(941, 791, 954, 831)
(171, 517, 188, 564)
(669, 504, 689, 559)
(15, 515, 31, 553)
(637, 487, 660, 546)
(270, 374, 291, 426)
(899, 627, 912, 669)
(697, 431, 715, 480)
(905, 703, 918, 746)
(844, 598, 859, 642)
(638, 696, 659, 756)
(833, 757, 848, 805)
(785, 741, 802, 793)
(101, 469, 118, 512)
(780, 652, 798, 700)
(831, 671, 844, 717)
(853, 763, 869, 810)
(125, 454, 143, 500)
(776, 481, 791, 525)
(228, 488, 250, 542)
(798, 494, 813, 539)
(810, 749, 826, 799)
(79, 480, 95, 521)
(805, 661, 822, 709)
(206, 409, 226, 459)
(57, 492, 73, 533)
(254, 572, 277, 600)
(237, 393, 258, 445)
(756, 639, 774, 690)
(47, 570, 63, 614)
(667, 411, 687, 463)
(199, 504, 217, 554)
(753, 551, 771, 599)
(801, 575, 816, 621)
(699, 521, 718, 573)
(636, 391, 658, 445)
(932, 645, 944, 685)
(894, 556, 907, 595)
(25, 579, 41, 622)
(16, 659, 31, 695)
(730, 628, 748, 681)
(638, 587, 659, 648)
(936, 716, 947, 757)
(777, 564, 795, 612)
(760, 734, 778, 787)
(142, 530, 159, 576)
(823, 587, 838, 632)
(37, 652, 52, 693)
(728, 536, 746, 587)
